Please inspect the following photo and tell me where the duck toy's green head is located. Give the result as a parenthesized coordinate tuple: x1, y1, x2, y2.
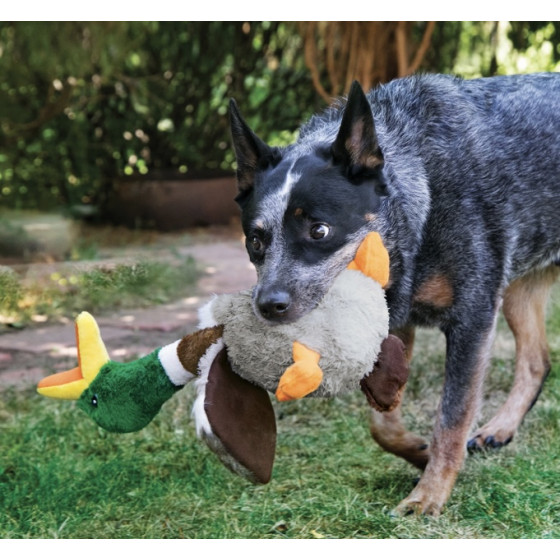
(37, 312, 182, 433)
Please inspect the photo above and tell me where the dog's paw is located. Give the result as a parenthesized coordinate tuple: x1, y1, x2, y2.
(467, 426, 514, 453)
(390, 489, 445, 518)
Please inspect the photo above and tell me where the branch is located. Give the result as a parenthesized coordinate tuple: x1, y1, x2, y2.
(407, 21, 435, 74)
(303, 22, 333, 103)
(326, 23, 339, 97)
(396, 22, 409, 77)
(3, 82, 74, 139)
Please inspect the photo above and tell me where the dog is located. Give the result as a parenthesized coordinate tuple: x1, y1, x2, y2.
(228, 73, 560, 516)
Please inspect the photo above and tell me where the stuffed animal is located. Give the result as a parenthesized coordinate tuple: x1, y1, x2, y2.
(37, 233, 408, 484)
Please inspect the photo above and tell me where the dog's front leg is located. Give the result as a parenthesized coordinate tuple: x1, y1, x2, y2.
(393, 312, 498, 516)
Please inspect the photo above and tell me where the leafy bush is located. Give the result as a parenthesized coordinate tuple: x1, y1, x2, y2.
(2, 22, 559, 214)
(0, 217, 41, 258)
(0, 267, 22, 319)
(0, 22, 319, 212)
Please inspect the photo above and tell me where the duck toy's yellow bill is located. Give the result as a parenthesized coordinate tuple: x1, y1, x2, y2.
(37, 312, 111, 400)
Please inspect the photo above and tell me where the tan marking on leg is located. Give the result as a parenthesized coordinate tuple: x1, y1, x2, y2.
(397, 422, 469, 516)
(369, 325, 429, 469)
(370, 406, 429, 469)
(414, 274, 454, 308)
(470, 266, 559, 448)
(395, 314, 498, 516)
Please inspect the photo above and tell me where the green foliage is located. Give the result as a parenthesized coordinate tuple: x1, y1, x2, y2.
(501, 22, 560, 74)
(0, 22, 318, 212)
(72, 259, 198, 311)
(0, 217, 40, 258)
(427, 21, 560, 78)
(0, 267, 21, 315)
(1, 22, 560, 213)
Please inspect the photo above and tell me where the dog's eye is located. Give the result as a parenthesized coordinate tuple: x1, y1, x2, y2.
(310, 223, 330, 240)
(250, 236, 263, 253)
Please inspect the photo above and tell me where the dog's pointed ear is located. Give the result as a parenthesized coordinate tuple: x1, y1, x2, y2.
(229, 99, 277, 195)
(331, 81, 383, 174)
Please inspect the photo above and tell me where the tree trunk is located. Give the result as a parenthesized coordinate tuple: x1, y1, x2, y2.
(300, 21, 435, 102)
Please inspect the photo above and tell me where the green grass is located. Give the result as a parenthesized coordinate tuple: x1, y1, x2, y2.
(1, 291, 559, 538)
(0, 258, 198, 327)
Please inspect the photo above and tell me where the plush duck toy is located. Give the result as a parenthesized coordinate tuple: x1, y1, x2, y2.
(37, 233, 408, 484)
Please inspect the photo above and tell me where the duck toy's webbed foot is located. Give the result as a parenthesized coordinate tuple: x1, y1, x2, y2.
(360, 335, 409, 412)
(275, 342, 323, 402)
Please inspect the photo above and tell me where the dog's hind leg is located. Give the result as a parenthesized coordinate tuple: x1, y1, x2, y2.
(468, 265, 559, 451)
(369, 325, 431, 470)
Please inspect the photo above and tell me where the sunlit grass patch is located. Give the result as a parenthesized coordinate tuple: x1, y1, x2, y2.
(0, 257, 198, 327)
(1, 352, 559, 539)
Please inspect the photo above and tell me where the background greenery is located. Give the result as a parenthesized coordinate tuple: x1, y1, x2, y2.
(1, 21, 560, 216)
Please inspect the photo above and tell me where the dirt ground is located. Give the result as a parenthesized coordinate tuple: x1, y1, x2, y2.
(0, 218, 256, 392)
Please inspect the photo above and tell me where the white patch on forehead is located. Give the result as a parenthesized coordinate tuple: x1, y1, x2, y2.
(254, 159, 301, 230)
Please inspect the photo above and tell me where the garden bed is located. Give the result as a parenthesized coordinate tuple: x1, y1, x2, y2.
(106, 172, 239, 231)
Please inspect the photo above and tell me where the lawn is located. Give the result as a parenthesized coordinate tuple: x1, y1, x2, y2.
(0, 218, 199, 329)
(1, 290, 559, 538)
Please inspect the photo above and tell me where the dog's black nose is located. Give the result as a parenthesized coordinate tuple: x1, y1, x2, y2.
(257, 290, 291, 320)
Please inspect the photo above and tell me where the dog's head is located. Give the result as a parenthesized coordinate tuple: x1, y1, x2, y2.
(230, 81, 387, 324)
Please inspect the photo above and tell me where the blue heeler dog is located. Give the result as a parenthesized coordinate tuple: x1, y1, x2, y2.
(229, 73, 560, 516)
